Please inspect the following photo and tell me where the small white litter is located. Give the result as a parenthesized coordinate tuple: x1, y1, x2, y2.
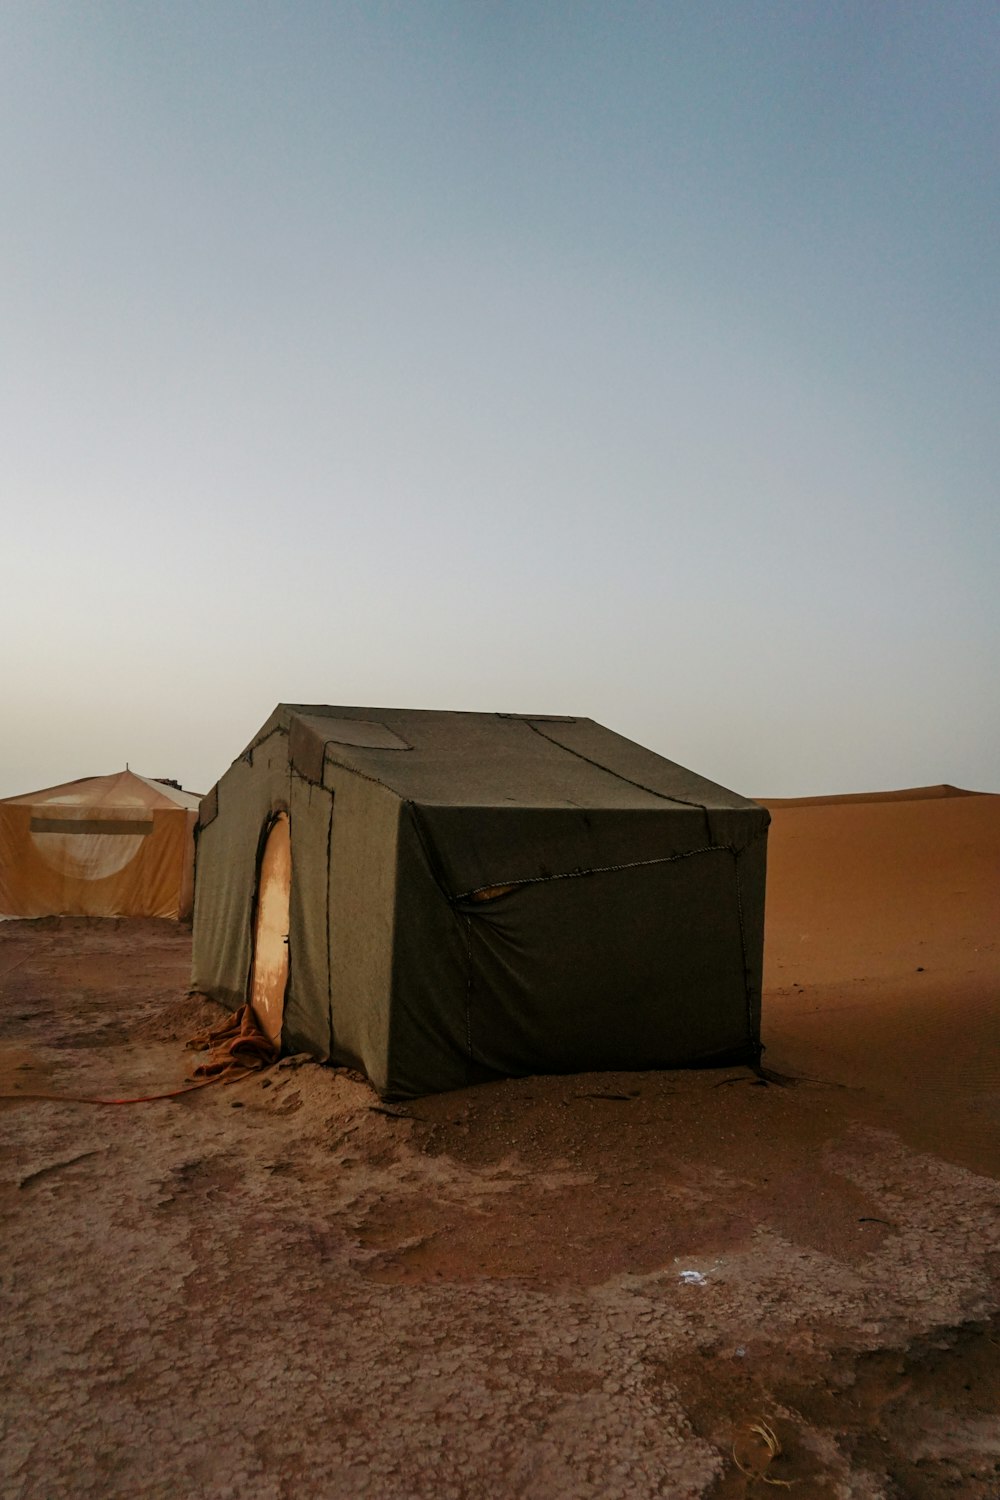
(678, 1270, 707, 1285)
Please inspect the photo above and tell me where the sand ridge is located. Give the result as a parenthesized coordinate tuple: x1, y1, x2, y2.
(758, 783, 982, 808)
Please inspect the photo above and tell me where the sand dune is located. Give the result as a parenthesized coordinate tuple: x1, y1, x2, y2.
(761, 785, 999, 982)
(762, 783, 1000, 1174)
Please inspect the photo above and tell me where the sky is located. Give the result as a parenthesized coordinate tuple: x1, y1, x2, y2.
(2, 0, 998, 799)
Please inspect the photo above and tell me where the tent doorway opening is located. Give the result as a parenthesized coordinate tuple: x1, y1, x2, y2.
(249, 812, 291, 1046)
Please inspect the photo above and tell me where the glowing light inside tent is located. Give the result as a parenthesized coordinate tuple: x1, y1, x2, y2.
(249, 813, 292, 1046)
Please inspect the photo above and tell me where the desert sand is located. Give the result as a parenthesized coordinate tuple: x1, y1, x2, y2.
(1, 784, 998, 1497)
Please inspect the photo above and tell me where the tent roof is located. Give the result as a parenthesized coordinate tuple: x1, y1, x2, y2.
(248, 705, 764, 816)
(1, 769, 202, 813)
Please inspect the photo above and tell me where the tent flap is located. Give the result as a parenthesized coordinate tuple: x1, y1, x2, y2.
(410, 803, 726, 900)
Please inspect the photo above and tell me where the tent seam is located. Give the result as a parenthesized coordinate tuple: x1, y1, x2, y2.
(523, 721, 714, 826)
(407, 803, 460, 900)
(464, 914, 474, 1070)
(456, 844, 728, 901)
(325, 787, 335, 1059)
(242, 724, 288, 767)
(321, 745, 397, 795)
(733, 847, 757, 1059)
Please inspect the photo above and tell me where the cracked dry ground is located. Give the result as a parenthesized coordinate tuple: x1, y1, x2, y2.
(1, 918, 999, 1499)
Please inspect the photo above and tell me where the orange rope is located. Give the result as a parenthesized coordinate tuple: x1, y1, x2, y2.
(0, 1077, 225, 1106)
(1, 1003, 278, 1106)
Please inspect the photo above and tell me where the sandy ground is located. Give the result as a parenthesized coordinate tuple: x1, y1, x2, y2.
(1, 786, 998, 1498)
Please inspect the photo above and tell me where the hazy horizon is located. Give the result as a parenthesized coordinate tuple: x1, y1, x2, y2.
(3, 2, 998, 801)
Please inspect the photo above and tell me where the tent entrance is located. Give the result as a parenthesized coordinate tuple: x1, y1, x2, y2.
(249, 812, 291, 1045)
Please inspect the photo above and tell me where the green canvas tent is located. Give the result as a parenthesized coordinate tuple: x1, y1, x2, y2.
(192, 706, 769, 1098)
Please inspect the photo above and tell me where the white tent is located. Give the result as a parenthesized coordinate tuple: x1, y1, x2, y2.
(0, 770, 200, 920)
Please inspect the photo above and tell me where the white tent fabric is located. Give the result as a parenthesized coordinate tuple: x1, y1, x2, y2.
(0, 770, 200, 919)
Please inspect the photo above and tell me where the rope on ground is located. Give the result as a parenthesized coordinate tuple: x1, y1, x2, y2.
(0, 1003, 278, 1106)
(732, 1418, 795, 1488)
(1, 1077, 224, 1106)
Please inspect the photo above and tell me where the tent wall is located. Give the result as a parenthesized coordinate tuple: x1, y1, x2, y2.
(321, 764, 400, 1090)
(733, 828, 767, 1046)
(283, 773, 334, 1058)
(384, 804, 766, 1098)
(177, 812, 197, 919)
(409, 802, 723, 898)
(459, 850, 751, 1079)
(0, 802, 195, 920)
(193, 723, 402, 1074)
(192, 729, 293, 1012)
(386, 806, 482, 1097)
